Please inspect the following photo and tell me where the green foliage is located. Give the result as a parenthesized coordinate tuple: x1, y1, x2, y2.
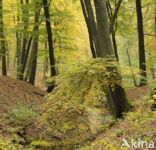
(6, 106, 37, 127)
(83, 91, 156, 150)
(40, 58, 122, 147)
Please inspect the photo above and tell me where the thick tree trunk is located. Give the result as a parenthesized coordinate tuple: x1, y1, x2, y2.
(94, 0, 114, 57)
(136, 0, 147, 86)
(0, 0, 7, 76)
(93, 0, 131, 117)
(29, 1, 41, 85)
(43, 0, 56, 92)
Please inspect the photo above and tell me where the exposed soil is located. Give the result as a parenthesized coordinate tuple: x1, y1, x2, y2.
(126, 84, 151, 101)
(0, 76, 47, 113)
(0, 76, 151, 113)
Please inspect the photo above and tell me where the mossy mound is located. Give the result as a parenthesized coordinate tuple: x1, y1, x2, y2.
(40, 58, 128, 147)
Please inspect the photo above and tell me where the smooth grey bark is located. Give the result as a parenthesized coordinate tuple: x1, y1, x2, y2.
(0, 0, 7, 76)
(136, 0, 147, 86)
(93, 0, 131, 117)
(29, 1, 41, 85)
(94, 0, 114, 57)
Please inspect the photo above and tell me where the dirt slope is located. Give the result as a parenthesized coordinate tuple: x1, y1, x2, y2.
(0, 76, 47, 113)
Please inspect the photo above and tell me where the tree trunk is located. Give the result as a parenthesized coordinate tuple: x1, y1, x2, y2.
(148, 52, 155, 80)
(0, 0, 7, 76)
(43, 0, 56, 92)
(18, 0, 29, 80)
(42, 42, 49, 85)
(83, 0, 102, 57)
(94, 0, 114, 57)
(93, 0, 131, 117)
(126, 48, 137, 86)
(80, 0, 96, 58)
(136, 0, 147, 86)
(106, 1, 119, 61)
(6, 43, 9, 68)
(112, 31, 119, 61)
(29, 1, 41, 85)
(16, 10, 22, 79)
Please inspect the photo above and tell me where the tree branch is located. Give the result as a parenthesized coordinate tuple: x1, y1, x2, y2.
(110, 0, 122, 33)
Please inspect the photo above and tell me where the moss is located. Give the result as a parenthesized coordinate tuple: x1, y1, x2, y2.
(41, 58, 131, 147)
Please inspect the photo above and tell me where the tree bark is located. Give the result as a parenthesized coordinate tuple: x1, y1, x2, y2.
(42, 42, 49, 85)
(29, 1, 41, 85)
(83, 0, 102, 57)
(42, 0, 56, 92)
(126, 48, 137, 86)
(18, 0, 29, 80)
(93, 0, 131, 117)
(94, 0, 114, 57)
(109, 0, 122, 34)
(136, 0, 147, 86)
(0, 0, 7, 76)
(80, 0, 96, 58)
(106, 1, 119, 61)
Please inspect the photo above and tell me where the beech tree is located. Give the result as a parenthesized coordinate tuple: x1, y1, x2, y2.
(0, 0, 7, 76)
(81, 0, 131, 117)
(135, 0, 147, 86)
(29, 0, 42, 85)
(42, 0, 56, 92)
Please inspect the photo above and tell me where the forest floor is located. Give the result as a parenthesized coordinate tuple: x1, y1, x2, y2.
(0, 76, 155, 149)
(83, 83, 156, 150)
(0, 76, 46, 113)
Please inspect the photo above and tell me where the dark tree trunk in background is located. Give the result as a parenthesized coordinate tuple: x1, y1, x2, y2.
(80, 0, 96, 58)
(16, 13, 22, 79)
(0, 0, 7, 76)
(29, 1, 41, 85)
(18, 0, 29, 80)
(136, 0, 147, 86)
(6, 43, 9, 68)
(148, 52, 155, 80)
(42, 43, 49, 85)
(126, 48, 137, 86)
(112, 31, 119, 61)
(109, 0, 122, 34)
(106, 1, 119, 61)
(43, 0, 56, 92)
(83, 0, 102, 57)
